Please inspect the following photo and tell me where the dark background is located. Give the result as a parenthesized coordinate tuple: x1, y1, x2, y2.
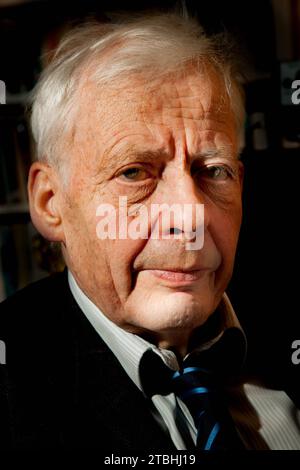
(0, 0, 299, 395)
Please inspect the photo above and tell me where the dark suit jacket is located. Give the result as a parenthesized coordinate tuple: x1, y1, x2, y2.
(0, 270, 176, 450)
(0, 271, 299, 451)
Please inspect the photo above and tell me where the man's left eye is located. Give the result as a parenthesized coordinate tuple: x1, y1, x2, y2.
(118, 167, 149, 182)
(198, 165, 234, 181)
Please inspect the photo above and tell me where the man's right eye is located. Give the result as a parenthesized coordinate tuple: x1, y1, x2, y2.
(117, 167, 150, 182)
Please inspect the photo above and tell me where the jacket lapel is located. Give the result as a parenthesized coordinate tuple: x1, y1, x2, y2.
(58, 274, 176, 451)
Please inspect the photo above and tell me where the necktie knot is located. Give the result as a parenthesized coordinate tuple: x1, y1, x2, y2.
(139, 348, 245, 450)
(171, 366, 216, 407)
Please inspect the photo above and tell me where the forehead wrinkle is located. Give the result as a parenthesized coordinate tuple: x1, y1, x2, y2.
(143, 65, 230, 117)
(98, 144, 172, 174)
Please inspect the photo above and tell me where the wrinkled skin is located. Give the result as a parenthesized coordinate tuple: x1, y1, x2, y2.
(29, 66, 243, 357)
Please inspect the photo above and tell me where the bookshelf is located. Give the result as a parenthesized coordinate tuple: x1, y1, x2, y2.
(0, 97, 49, 301)
(0, 204, 30, 225)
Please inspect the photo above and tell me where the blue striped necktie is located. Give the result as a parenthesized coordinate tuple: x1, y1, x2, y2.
(170, 362, 244, 450)
(140, 328, 246, 450)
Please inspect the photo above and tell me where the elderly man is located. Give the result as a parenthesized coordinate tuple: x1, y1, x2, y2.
(0, 13, 299, 451)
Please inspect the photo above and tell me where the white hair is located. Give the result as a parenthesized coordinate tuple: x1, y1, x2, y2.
(30, 12, 245, 170)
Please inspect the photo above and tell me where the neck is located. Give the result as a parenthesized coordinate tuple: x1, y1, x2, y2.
(139, 329, 191, 360)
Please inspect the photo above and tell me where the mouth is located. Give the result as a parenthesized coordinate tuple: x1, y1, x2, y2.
(145, 268, 209, 285)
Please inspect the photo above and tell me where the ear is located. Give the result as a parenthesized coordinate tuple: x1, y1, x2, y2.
(28, 161, 65, 243)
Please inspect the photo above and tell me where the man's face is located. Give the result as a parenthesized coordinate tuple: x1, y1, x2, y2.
(59, 67, 243, 352)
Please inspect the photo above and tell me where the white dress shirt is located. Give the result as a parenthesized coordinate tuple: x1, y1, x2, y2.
(68, 271, 300, 450)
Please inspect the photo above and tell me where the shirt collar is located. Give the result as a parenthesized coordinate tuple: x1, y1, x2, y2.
(68, 270, 247, 392)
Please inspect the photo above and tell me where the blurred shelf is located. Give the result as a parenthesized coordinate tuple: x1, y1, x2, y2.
(0, 103, 26, 119)
(6, 91, 30, 105)
(0, 203, 30, 224)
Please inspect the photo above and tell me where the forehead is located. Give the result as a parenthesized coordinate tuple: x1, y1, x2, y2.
(71, 65, 237, 163)
(141, 67, 232, 120)
(78, 63, 232, 120)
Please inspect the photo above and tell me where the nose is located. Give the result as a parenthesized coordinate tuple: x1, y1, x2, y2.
(151, 171, 209, 247)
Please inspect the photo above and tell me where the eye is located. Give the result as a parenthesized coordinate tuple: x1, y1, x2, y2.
(204, 165, 232, 180)
(117, 167, 150, 182)
(195, 165, 234, 182)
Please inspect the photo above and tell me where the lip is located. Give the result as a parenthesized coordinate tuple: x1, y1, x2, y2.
(146, 268, 209, 285)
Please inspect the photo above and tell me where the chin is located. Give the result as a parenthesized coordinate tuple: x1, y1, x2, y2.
(127, 290, 215, 334)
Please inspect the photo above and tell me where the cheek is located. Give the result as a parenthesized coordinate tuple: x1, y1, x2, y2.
(209, 204, 242, 263)
(64, 215, 98, 277)
(61, 193, 104, 271)
(95, 203, 149, 270)
(95, 234, 148, 301)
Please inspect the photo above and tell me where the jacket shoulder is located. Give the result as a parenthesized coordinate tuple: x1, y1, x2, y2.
(0, 271, 68, 341)
(0, 270, 75, 449)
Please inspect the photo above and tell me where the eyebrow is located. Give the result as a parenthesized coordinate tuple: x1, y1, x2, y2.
(196, 149, 219, 157)
(99, 144, 237, 176)
(193, 147, 238, 160)
(100, 145, 171, 171)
